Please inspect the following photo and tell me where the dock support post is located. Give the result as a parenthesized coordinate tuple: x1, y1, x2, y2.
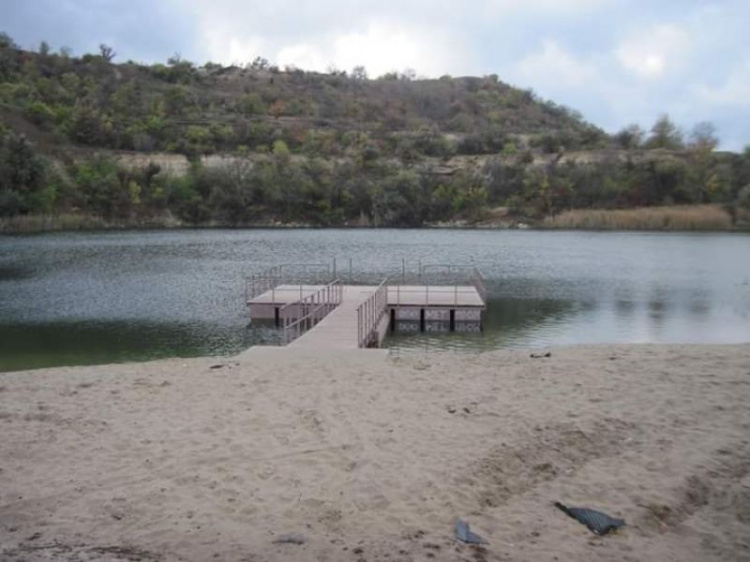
(420, 308, 425, 332)
(275, 307, 280, 328)
(390, 308, 395, 332)
(450, 309, 455, 332)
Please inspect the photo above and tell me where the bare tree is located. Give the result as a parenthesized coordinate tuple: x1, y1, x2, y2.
(399, 68, 417, 81)
(99, 44, 116, 62)
(351, 65, 368, 81)
(251, 56, 270, 70)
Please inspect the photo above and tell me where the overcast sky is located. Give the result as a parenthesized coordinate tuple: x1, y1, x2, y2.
(2, 0, 748, 150)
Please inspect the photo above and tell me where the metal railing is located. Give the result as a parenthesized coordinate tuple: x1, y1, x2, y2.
(468, 267, 488, 303)
(357, 277, 390, 348)
(245, 263, 332, 303)
(281, 280, 343, 344)
(387, 264, 488, 307)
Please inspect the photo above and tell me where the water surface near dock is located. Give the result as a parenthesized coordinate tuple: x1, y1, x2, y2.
(1, 229, 749, 370)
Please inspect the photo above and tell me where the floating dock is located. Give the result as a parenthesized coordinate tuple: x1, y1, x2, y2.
(246, 265, 487, 350)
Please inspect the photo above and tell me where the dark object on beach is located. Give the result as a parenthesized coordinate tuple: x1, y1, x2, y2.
(209, 364, 225, 369)
(273, 533, 306, 545)
(454, 518, 488, 544)
(554, 502, 625, 535)
(530, 352, 552, 359)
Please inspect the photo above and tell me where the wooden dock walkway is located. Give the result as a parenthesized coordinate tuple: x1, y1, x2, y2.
(289, 285, 378, 350)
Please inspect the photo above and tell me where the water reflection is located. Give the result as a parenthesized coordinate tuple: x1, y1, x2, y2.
(0, 320, 253, 372)
(1, 229, 749, 370)
(386, 297, 578, 351)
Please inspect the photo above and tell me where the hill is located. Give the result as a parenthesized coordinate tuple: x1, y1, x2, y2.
(1, 35, 749, 230)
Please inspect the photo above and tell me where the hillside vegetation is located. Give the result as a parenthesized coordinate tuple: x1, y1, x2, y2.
(1, 34, 749, 230)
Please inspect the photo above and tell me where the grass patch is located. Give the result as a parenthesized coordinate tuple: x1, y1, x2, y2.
(544, 205, 733, 231)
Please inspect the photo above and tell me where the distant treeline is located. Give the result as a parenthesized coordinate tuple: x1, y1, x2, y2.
(3, 130, 749, 227)
(1, 33, 750, 229)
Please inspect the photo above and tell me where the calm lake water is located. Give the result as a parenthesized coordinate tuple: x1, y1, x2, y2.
(1, 229, 749, 371)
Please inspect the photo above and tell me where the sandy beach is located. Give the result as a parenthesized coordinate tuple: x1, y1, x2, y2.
(1, 344, 749, 561)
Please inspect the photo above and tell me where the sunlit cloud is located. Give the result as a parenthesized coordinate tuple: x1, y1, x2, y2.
(615, 24, 691, 80)
(275, 21, 469, 77)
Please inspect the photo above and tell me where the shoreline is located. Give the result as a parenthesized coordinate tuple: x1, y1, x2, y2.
(2, 220, 749, 236)
(2, 204, 748, 235)
(1, 343, 749, 561)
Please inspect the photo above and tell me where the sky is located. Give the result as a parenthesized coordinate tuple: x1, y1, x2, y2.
(2, 0, 749, 150)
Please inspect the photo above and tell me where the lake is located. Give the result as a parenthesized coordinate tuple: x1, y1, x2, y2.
(1, 229, 749, 371)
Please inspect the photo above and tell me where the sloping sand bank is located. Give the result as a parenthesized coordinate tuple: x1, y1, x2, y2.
(1, 345, 749, 561)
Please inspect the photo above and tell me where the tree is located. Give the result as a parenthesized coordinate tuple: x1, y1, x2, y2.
(0, 132, 46, 194)
(615, 124, 645, 149)
(737, 185, 750, 210)
(272, 139, 290, 158)
(399, 68, 417, 81)
(646, 114, 684, 150)
(351, 66, 368, 81)
(688, 122, 719, 152)
(39, 41, 51, 56)
(99, 44, 116, 62)
(238, 93, 265, 116)
(250, 56, 270, 70)
(269, 100, 286, 119)
(0, 32, 17, 49)
(163, 85, 191, 116)
(0, 132, 47, 215)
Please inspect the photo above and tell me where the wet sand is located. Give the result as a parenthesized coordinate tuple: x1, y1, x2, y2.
(1, 344, 749, 561)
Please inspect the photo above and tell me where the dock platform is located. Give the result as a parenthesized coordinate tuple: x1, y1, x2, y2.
(248, 283, 486, 350)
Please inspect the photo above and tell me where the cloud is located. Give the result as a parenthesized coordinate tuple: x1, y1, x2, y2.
(512, 40, 599, 88)
(615, 24, 692, 79)
(274, 21, 468, 77)
(695, 59, 750, 107)
(184, 0, 615, 72)
(0, 0, 748, 149)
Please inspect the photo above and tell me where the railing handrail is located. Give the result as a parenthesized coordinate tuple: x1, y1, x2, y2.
(388, 264, 488, 306)
(278, 278, 340, 313)
(469, 266, 488, 303)
(356, 276, 390, 348)
(281, 279, 343, 344)
(245, 263, 332, 302)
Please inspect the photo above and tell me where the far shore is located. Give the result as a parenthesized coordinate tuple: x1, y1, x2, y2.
(2, 204, 749, 234)
(1, 344, 749, 561)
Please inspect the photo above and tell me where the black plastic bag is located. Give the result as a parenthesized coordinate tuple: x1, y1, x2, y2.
(555, 502, 625, 535)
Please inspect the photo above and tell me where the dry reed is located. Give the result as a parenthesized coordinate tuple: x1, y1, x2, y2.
(544, 205, 733, 231)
